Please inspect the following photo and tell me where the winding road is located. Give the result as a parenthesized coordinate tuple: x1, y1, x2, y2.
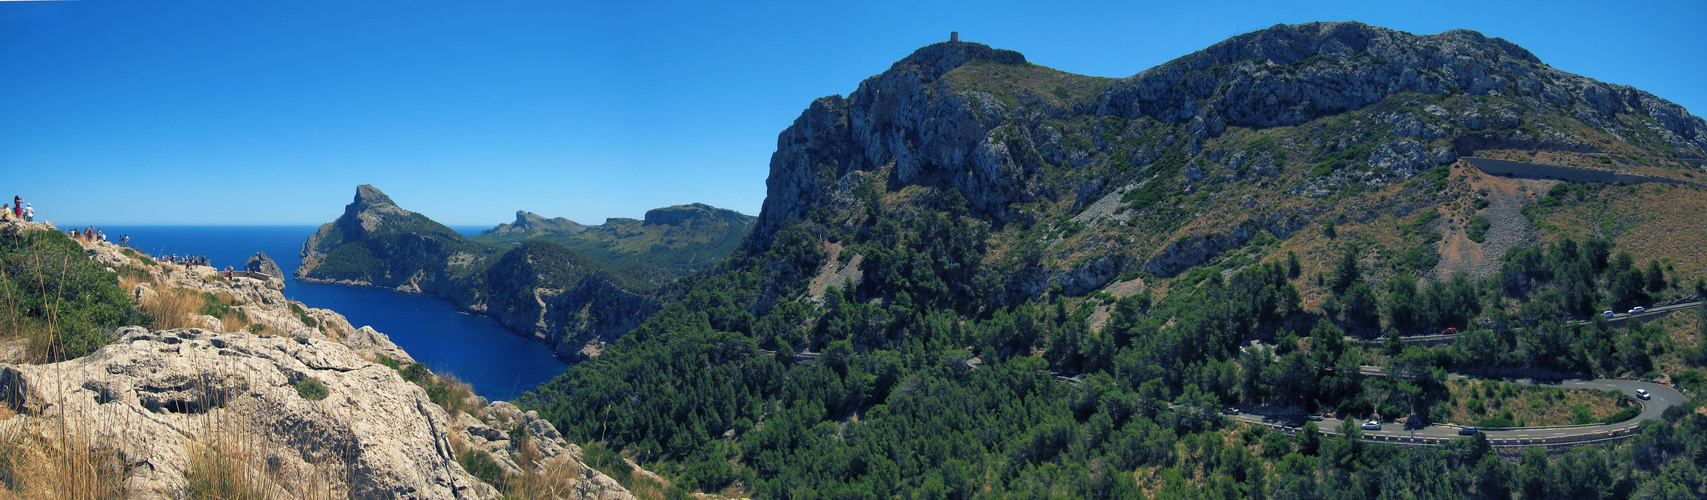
(1232, 374, 1684, 447)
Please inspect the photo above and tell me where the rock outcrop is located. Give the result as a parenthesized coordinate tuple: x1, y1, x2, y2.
(0, 328, 497, 499)
(245, 251, 284, 280)
(481, 211, 588, 236)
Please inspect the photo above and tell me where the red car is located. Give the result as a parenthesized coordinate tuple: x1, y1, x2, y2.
(1440, 327, 1458, 335)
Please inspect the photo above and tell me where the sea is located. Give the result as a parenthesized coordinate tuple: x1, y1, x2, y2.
(70, 225, 568, 401)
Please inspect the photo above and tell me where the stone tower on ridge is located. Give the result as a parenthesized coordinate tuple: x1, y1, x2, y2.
(950, 31, 958, 42)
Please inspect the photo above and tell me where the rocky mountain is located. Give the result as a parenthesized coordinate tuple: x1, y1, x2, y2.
(520, 23, 1707, 497)
(470, 202, 756, 285)
(296, 186, 655, 361)
(481, 210, 589, 237)
(297, 186, 755, 361)
(754, 22, 1707, 301)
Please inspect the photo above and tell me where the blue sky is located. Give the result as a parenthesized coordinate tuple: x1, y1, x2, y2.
(4, 0, 1703, 226)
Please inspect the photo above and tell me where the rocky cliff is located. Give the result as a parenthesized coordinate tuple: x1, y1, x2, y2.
(482, 211, 589, 236)
(297, 186, 663, 361)
(750, 22, 1707, 298)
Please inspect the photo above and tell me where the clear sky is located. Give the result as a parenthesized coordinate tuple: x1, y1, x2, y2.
(4, 0, 1703, 226)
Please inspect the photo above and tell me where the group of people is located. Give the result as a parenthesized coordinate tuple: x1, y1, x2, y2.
(1, 195, 32, 222)
(69, 226, 113, 243)
(161, 254, 211, 267)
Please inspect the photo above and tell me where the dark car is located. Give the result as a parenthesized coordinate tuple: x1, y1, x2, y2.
(1458, 427, 1479, 436)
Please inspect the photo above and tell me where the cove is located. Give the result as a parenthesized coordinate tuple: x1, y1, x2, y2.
(82, 225, 567, 401)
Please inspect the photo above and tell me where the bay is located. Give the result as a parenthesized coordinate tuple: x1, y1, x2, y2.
(72, 224, 566, 401)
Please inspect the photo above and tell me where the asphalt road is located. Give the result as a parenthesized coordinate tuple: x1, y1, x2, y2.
(1371, 300, 1701, 346)
(1232, 377, 1685, 445)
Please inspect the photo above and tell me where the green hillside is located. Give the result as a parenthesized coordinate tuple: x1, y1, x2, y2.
(469, 203, 755, 285)
(519, 23, 1707, 498)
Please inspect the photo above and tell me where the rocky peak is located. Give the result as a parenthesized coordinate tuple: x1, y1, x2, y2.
(482, 211, 587, 236)
(352, 183, 398, 210)
(340, 184, 416, 233)
(888, 41, 1027, 84)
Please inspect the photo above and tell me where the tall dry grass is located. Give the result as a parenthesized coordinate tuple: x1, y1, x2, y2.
(141, 286, 203, 331)
(0, 421, 126, 499)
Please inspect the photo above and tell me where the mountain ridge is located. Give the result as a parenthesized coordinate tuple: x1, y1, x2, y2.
(520, 23, 1707, 497)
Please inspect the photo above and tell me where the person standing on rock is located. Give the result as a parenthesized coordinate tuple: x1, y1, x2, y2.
(22, 203, 31, 222)
(10, 196, 19, 218)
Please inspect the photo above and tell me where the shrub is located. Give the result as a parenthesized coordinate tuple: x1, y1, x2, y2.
(294, 377, 328, 401)
(1467, 216, 1492, 243)
(0, 227, 142, 361)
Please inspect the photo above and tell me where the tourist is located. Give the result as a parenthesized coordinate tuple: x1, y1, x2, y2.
(22, 203, 31, 222)
(0, 204, 9, 221)
(9, 196, 17, 218)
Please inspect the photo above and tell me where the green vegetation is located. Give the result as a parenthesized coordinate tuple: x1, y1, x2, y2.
(293, 377, 328, 401)
(1466, 215, 1492, 243)
(468, 208, 754, 285)
(0, 227, 142, 361)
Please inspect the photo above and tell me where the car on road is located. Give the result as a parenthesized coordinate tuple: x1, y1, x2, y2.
(1458, 427, 1479, 436)
(1629, 306, 1647, 314)
(1361, 421, 1381, 430)
(1603, 311, 1616, 319)
(1636, 389, 1651, 400)
(1440, 327, 1458, 335)
(1306, 414, 1324, 421)
(1222, 407, 1240, 415)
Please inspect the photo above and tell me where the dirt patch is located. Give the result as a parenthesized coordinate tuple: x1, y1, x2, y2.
(1431, 170, 1546, 282)
(1087, 304, 1112, 333)
(806, 243, 864, 304)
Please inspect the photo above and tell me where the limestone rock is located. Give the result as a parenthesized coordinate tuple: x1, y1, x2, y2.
(0, 329, 498, 499)
(451, 401, 636, 500)
(245, 251, 284, 280)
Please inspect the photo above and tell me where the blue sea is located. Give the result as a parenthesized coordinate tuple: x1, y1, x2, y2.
(77, 225, 567, 401)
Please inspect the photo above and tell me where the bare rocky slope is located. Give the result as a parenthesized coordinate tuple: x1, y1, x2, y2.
(0, 221, 636, 498)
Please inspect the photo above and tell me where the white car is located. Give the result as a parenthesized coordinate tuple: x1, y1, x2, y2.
(1629, 306, 1647, 314)
(1636, 389, 1651, 400)
(1361, 421, 1382, 431)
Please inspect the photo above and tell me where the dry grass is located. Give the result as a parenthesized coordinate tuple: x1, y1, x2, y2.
(140, 286, 203, 331)
(0, 420, 126, 499)
(184, 438, 279, 500)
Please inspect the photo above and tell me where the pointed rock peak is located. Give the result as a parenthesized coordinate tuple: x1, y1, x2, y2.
(353, 184, 397, 209)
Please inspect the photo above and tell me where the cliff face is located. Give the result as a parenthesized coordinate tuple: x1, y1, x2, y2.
(296, 185, 665, 361)
(749, 21, 1707, 294)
